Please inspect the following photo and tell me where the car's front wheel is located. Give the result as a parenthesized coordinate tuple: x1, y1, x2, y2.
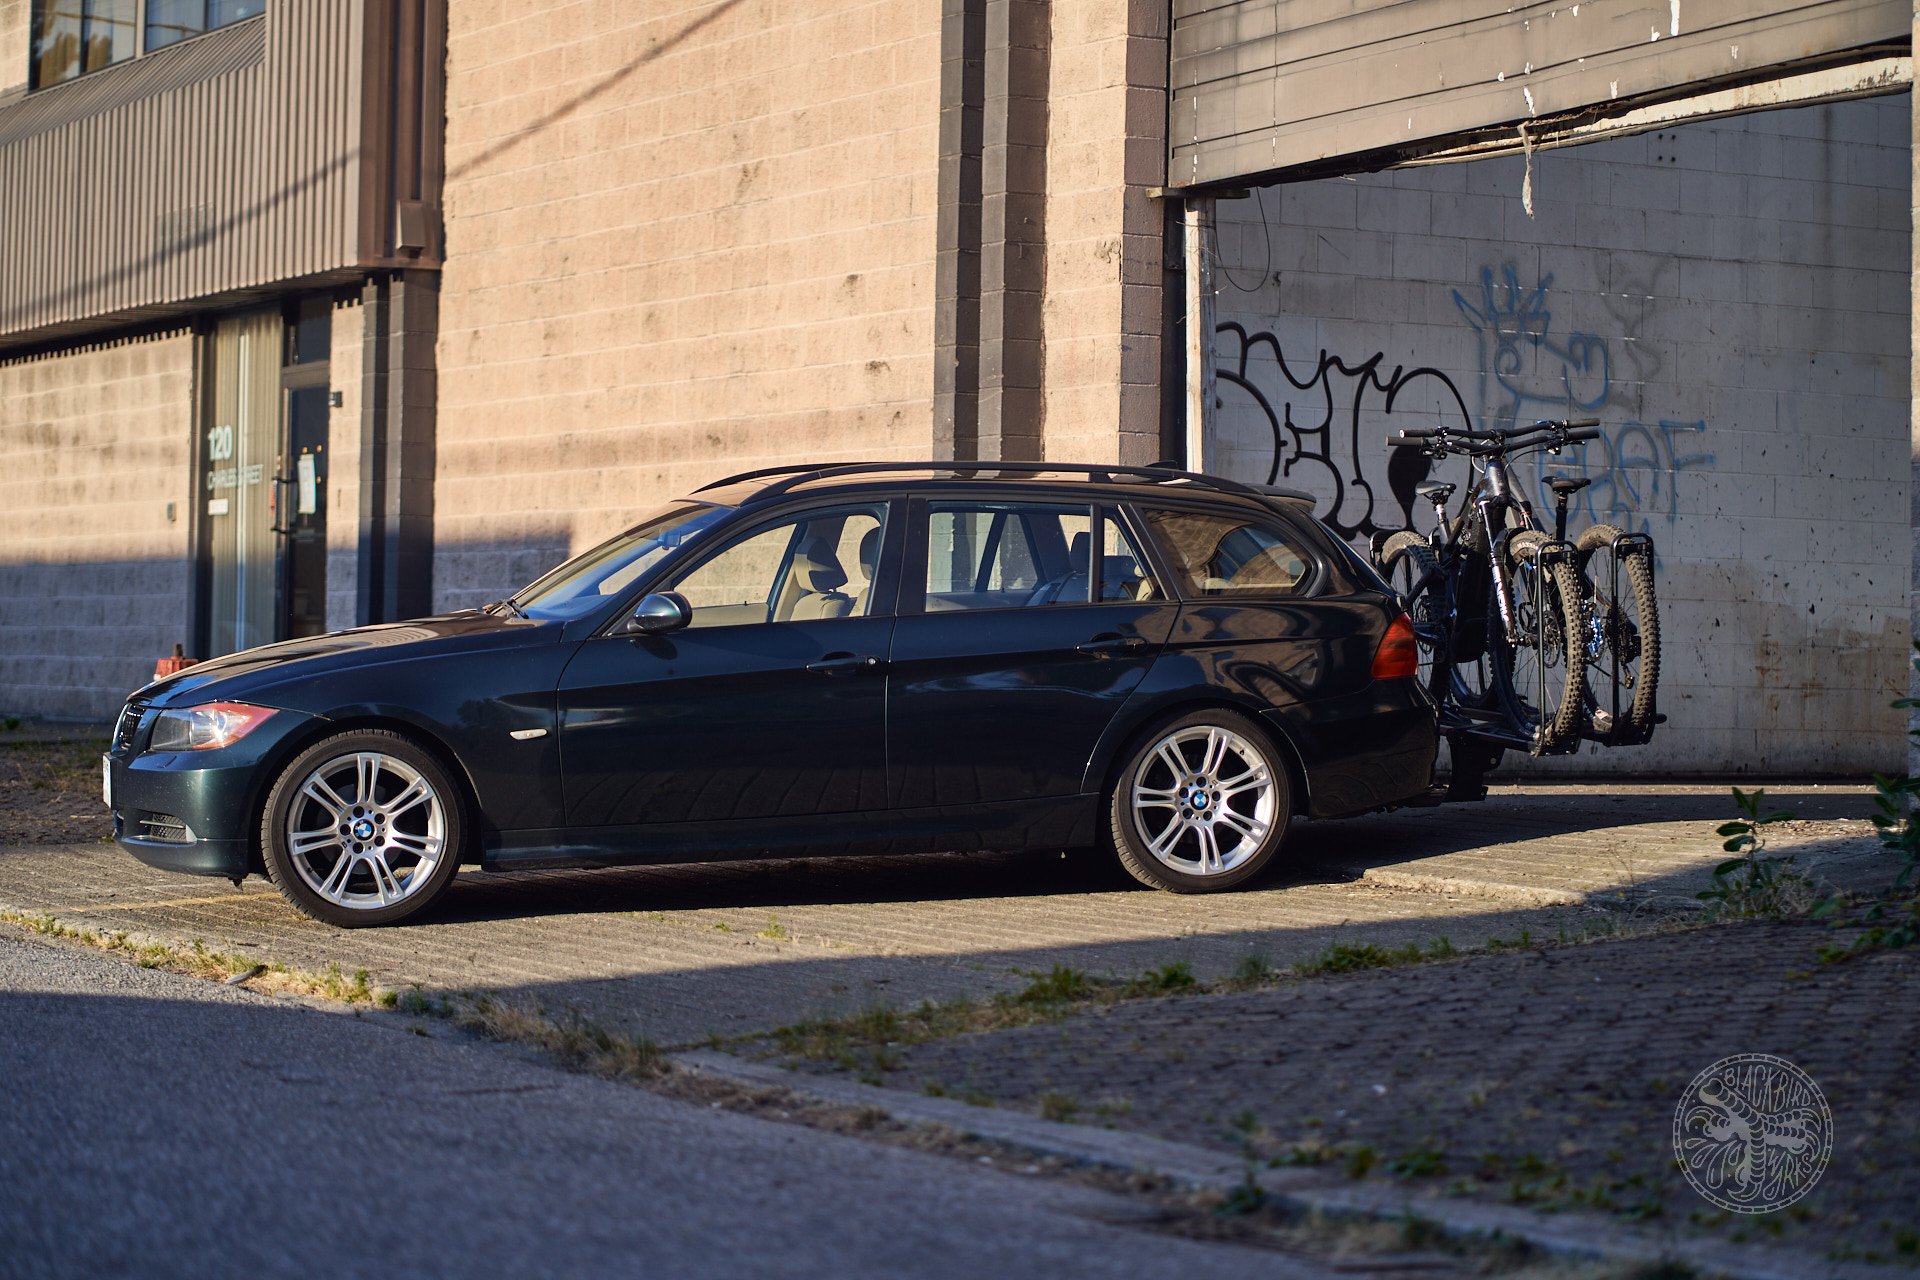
(1109, 710, 1292, 892)
(260, 729, 465, 927)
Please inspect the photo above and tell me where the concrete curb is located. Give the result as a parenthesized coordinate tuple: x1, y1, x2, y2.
(673, 1050, 1882, 1280)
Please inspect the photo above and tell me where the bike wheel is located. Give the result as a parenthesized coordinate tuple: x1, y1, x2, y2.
(1575, 524, 1660, 740)
(1448, 571, 1501, 708)
(1378, 531, 1444, 699)
(1494, 531, 1589, 750)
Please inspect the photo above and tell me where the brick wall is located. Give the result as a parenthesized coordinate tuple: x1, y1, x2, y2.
(0, 334, 195, 719)
(433, 0, 943, 611)
(1213, 97, 1913, 774)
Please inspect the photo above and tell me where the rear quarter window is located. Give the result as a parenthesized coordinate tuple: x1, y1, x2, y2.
(1141, 508, 1315, 598)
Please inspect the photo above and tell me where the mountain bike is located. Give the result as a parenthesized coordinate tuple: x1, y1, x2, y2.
(1372, 418, 1651, 789)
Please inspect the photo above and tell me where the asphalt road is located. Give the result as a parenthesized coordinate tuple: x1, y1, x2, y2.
(0, 931, 1328, 1280)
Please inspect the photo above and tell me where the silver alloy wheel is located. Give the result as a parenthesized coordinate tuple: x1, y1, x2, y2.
(283, 751, 446, 910)
(1130, 725, 1276, 877)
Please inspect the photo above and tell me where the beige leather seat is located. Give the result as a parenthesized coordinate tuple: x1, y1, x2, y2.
(783, 536, 856, 620)
(851, 527, 882, 614)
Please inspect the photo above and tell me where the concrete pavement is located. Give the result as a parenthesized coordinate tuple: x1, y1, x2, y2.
(0, 930, 1334, 1280)
(0, 783, 1886, 1044)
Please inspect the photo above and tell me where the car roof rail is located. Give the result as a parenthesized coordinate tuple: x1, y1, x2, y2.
(693, 459, 1288, 502)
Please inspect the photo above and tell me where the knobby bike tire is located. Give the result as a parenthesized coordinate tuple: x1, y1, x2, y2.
(1377, 530, 1445, 702)
(1575, 523, 1661, 740)
(1496, 531, 1590, 750)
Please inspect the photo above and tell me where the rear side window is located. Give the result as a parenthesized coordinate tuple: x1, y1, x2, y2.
(1142, 508, 1313, 597)
(923, 503, 1159, 611)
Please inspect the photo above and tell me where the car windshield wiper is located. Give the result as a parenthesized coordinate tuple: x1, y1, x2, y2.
(486, 597, 529, 619)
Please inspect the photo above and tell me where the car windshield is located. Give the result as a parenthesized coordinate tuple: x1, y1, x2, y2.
(506, 502, 733, 620)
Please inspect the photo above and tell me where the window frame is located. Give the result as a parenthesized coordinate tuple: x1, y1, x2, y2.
(1130, 499, 1329, 602)
(596, 498, 904, 636)
(904, 493, 1165, 616)
(28, 0, 264, 92)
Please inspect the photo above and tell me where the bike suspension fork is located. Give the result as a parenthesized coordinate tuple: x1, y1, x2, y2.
(1482, 500, 1519, 634)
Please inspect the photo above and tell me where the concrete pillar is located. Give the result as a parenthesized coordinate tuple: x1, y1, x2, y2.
(977, 0, 1051, 462)
(1182, 196, 1216, 473)
(1911, 23, 1919, 775)
(1040, 0, 1170, 466)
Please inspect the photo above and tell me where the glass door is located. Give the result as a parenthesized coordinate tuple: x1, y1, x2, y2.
(280, 298, 332, 639)
(201, 311, 281, 656)
(198, 300, 333, 656)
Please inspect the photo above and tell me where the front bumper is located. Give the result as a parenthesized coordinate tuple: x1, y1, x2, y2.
(116, 827, 251, 879)
(107, 704, 321, 880)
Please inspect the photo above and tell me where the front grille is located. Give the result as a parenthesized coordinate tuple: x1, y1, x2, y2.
(136, 813, 194, 844)
(113, 700, 151, 753)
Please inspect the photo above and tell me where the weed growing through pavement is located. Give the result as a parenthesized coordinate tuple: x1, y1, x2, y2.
(1292, 936, 1460, 977)
(449, 993, 663, 1080)
(0, 910, 395, 1006)
(1125, 960, 1196, 994)
(1036, 1092, 1079, 1123)
(757, 913, 790, 941)
(1214, 1112, 1268, 1217)
(1228, 952, 1274, 987)
(1700, 787, 1815, 919)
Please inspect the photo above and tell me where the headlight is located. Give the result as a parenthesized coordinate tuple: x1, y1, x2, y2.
(150, 703, 278, 752)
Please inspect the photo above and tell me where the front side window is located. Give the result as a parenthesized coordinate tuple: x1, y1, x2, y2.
(1143, 508, 1312, 597)
(669, 506, 887, 629)
(31, 0, 264, 88)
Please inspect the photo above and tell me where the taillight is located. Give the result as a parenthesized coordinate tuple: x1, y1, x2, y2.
(1371, 613, 1419, 680)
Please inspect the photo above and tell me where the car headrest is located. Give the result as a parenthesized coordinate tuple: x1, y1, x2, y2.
(795, 536, 848, 592)
(858, 527, 881, 576)
(1067, 532, 1090, 574)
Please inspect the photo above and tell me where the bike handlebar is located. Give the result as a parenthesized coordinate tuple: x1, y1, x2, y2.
(1386, 418, 1602, 454)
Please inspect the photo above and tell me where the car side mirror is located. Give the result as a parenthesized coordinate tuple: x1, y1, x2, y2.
(625, 591, 692, 635)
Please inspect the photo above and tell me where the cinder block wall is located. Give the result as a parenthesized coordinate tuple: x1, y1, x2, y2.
(324, 297, 362, 635)
(0, 0, 26, 97)
(1042, 0, 1168, 466)
(1213, 97, 1912, 774)
(433, 0, 942, 611)
(0, 334, 196, 719)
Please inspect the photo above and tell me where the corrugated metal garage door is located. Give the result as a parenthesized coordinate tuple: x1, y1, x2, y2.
(1170, 0, 1911, 188)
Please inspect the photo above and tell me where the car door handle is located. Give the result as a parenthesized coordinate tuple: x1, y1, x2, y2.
(1075, 633, 1147, 657)
(806, 652, 883, 675)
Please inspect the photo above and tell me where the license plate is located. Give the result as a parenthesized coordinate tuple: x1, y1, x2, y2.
(101, 755, 112, 809)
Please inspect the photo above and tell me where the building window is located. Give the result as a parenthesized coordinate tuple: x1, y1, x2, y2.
(146, 0, 265, 53)
(30, 0, 264, 89)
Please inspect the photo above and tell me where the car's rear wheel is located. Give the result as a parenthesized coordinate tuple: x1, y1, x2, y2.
(1109, 709, 1291, 892)
(261, 729, 465, 928)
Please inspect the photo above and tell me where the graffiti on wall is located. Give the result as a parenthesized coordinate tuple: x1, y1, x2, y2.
(1452, 263, 1713, 535)
(1212, 262, 1715, 540)
(1213, 321, 1474, 539)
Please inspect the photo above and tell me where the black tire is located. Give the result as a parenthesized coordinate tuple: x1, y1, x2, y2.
(260, 729, 466, 928)
(1575, 524, 1661, 741)
(1493, 531, 1589, 750)
(1109, 708, 1292, 893)
(1378, 530, 1443, 700)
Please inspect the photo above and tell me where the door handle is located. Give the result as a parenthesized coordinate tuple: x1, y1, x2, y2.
(1075, 633, 1147, 657)
(806, 652, 883, 675)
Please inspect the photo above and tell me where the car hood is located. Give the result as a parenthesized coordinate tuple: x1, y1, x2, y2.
(137, 611, 556, 708)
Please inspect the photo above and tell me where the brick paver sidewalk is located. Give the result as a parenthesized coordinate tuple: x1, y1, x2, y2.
(774, 919, 1920, 1267)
